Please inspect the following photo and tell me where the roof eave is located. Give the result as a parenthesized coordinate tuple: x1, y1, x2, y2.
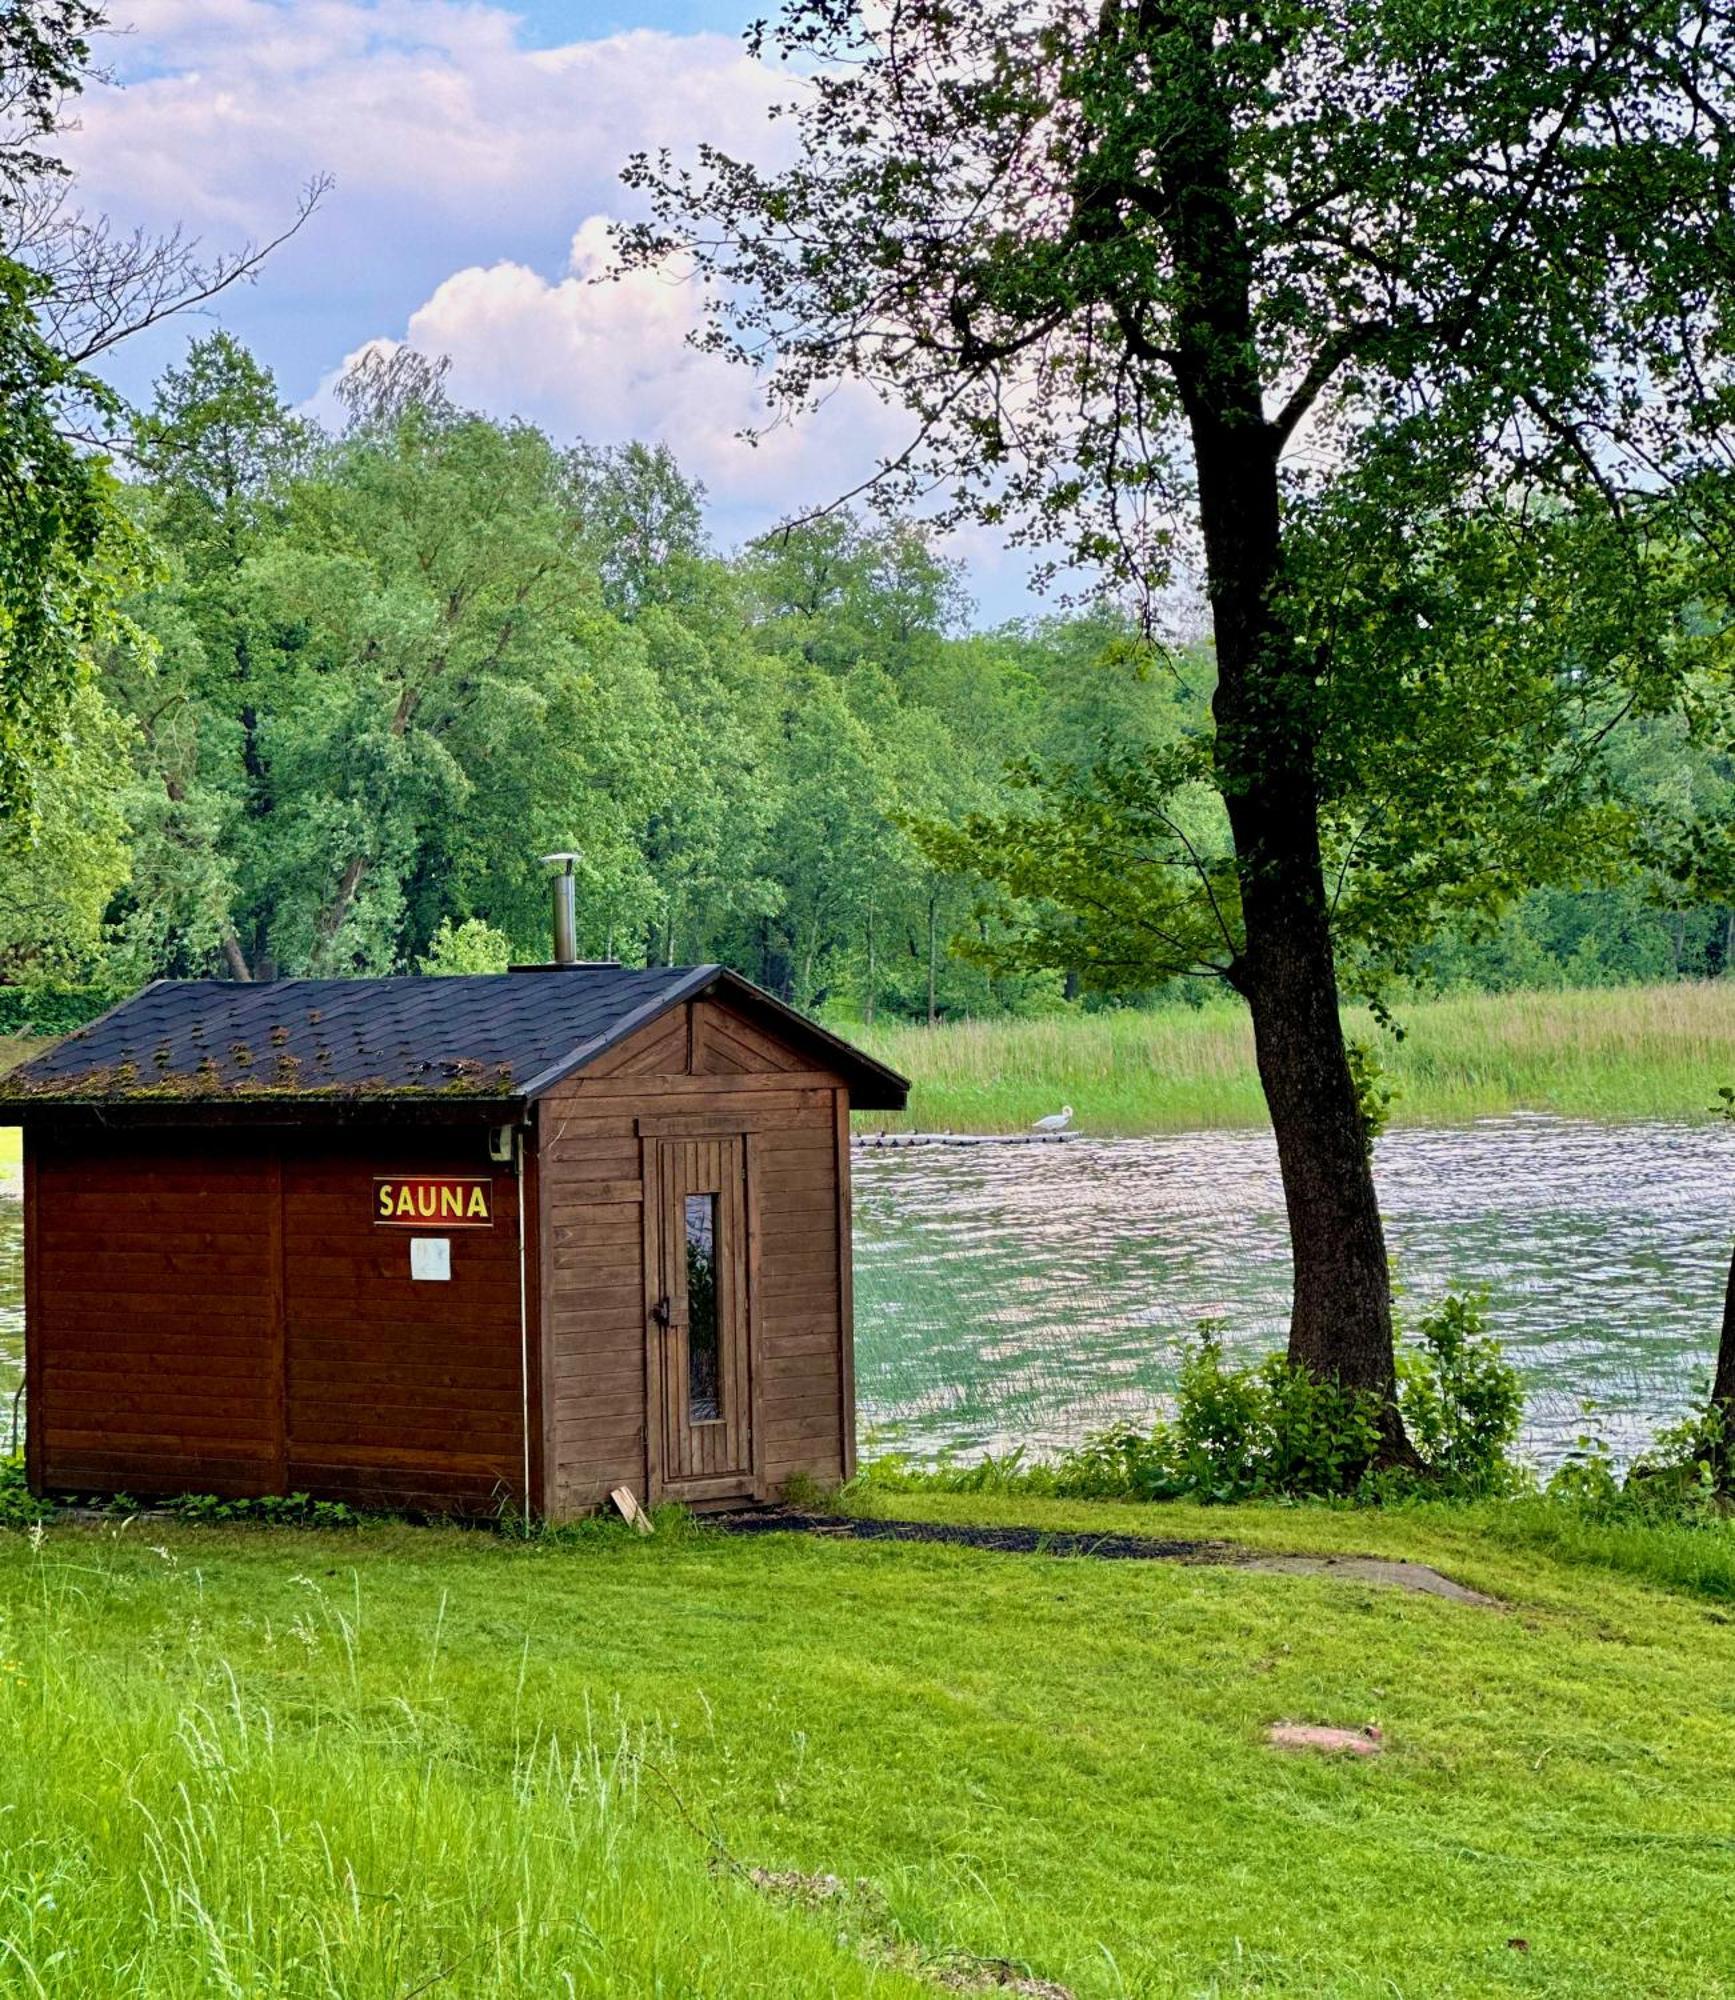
(515, 964, 727, 1098)
(0, 1092, 525, 1125)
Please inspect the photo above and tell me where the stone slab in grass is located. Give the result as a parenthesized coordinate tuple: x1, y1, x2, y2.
(1267, 1722, 1385, 1756)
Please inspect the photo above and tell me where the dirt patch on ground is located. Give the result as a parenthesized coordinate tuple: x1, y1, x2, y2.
(1267, 1722, 1384, 1756)
(1235, 1552, 1497, 1606)
(711, 1510, 1499, 1606)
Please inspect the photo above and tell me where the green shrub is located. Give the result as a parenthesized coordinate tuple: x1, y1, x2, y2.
(161, 1491, 361, 1528)
(1345, 1034, 1400, 1153)
(1045, 1424, 1172, 1501)
(0, 1454, 51, 1527)
(419, 917, 513, 976)
(1545, 1400, 1731, 1525)
(855, 1447, 1059, 1497)
(1046, 1330, 1386, 1505)
(867, 1295, 1525, 1508)
(0, 1470, 368, 1532)
(1395, 1293, 1526, 1496)
(1169, 1325, 1271, 1495)
(1257, 1349, 1387, 1495)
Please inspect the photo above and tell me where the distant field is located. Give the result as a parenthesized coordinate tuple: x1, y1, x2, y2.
(855, 981, 1735, 1133)
(3, 988, 1732, 1161)
(0, 1035, 36, 1178)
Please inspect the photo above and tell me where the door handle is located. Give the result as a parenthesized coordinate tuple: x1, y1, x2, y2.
(651, 1296, 673, 1329)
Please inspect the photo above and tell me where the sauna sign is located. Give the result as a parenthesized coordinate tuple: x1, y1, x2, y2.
(373, 1176, 493, 1228)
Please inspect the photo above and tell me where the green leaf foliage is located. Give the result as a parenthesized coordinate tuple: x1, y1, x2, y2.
(4, 321, 1735, 1021)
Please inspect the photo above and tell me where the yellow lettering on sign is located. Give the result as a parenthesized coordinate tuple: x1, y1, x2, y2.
(373, 1177, 491, 1227)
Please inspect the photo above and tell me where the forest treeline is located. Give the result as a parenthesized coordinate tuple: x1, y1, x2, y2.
(6, 332, 1735, 1022)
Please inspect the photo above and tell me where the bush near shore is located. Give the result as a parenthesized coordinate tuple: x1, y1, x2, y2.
(853, 981, 1735, 1132)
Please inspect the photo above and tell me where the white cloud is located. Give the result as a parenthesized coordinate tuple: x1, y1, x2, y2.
(70, 0, 898, 524)
(335, 217, 903, 522)
(68, 1, 788, 235)
(64, 0, 1049, 610)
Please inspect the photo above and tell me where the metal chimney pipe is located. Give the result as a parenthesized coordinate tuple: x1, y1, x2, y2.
(539, 852, 582, 965)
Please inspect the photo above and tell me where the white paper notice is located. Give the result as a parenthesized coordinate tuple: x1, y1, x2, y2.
(410, 1237, 451, 1282)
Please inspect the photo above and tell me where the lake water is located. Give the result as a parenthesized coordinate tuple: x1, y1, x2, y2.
(2, 1116, 1728, 1474)
(853, 1117, 1733, 1473)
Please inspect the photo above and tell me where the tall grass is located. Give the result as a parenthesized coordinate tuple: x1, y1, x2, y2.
(3, 985, 1731, 1158)
(0, 1037, 38, 1179)
(854, 981, 1735, 1132)
(0, 1538, 913, 1999)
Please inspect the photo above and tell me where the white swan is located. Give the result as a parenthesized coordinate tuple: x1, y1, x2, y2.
(1032, 1104, 1074, 1132)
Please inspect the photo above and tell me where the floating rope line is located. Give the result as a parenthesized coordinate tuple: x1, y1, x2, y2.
(852, 1130, 1080, 1149)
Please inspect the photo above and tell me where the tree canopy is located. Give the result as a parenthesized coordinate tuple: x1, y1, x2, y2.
(0, 324, 1719, 1049)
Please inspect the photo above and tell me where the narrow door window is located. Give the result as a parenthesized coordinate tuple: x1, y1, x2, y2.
(684, 1192, 721, 1421)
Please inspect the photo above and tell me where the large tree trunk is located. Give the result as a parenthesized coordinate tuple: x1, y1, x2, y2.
(1160, 48, 1402, 1438)
(160, 769, 253, 983)
(1710, 1240, 1735, 1485)
(313, 854, 368, 970)
(1188, 410, 1399, 1428)
(1235, 783, 1397, 1407)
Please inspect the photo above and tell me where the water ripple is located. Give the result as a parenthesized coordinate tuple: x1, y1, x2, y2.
(854, 1118, 1733, 1471)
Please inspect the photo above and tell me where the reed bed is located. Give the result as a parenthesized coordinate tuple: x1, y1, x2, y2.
(0, 1037, 39, 1179)
(855, 981, 1735, 1132)
(1, 985, 1730, 1158)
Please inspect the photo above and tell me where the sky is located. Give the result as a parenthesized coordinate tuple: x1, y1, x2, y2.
(62, 0, 1048, 620)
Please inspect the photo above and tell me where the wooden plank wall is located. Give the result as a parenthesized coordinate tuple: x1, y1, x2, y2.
(27, 1127, 525, 1511)
(538, 997, 851, 1515)
(281, 1144, 524, 1513)
(29, 1131, 284, 1495)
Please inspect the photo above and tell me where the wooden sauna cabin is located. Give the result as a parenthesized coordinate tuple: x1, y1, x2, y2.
(1, 965, 908, 1517)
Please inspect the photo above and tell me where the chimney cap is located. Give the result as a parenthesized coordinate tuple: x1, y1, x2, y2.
(540, 850, 583, 872)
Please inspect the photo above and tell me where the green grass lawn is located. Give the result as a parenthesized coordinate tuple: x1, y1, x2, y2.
(854, 981, 1735, 1132)
(3, 1497, 1733, 1997)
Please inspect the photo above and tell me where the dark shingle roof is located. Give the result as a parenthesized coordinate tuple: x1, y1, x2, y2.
(0, 966, 908, 1112)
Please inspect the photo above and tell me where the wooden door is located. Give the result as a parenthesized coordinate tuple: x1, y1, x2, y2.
(649, 1136, 757, 1501)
